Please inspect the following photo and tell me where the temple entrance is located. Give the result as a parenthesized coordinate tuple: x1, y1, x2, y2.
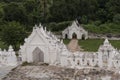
(32, 47, 44, 62)
(72, 33, 77, 39)
(82, 34, 85, 40)
(65, 34, 68, 39)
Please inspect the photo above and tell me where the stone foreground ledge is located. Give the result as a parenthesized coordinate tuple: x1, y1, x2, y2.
(2, 64, 120, 80)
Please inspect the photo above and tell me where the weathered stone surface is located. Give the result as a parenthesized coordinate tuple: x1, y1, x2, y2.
(2, 65, 120, 80)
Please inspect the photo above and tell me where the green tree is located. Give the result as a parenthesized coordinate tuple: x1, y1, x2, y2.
(23, 0, 36, 13)
(113, 14, 120, 24)
(1, 21, 27, 50)
(49, 0, 77, 22)
(39, 0, 53, 22)
(49, 0, 98, 23)
(106, 0, 120, 22)
(96, 9, 107, 23)
(0, 0, 25, 3)
(3, 2, 28, 24)
(81, 15, 88, 24)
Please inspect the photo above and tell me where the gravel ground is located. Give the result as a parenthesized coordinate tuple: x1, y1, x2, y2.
(2, 64, 120, 80)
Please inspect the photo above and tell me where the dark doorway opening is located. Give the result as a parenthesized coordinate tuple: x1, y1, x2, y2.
(65, 34, 68, 39)
(82, 34, 85, 40)
(32, 47, 44, 63)
(72, 33, 77, 39)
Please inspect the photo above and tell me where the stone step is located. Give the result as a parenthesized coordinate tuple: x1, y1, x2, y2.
(67, 39, 83, 52)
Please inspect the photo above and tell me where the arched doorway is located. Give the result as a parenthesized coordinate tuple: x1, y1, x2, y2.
(82, 34, 85, 40)
(72, 33, 77, 39)
(65, 34, 68, 39)
(32, 47, 44, 62)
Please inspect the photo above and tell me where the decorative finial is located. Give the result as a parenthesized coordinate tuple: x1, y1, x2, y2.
(104, 38, 109, 44)
(44, 27, 46, 31)
(35, 24, 37, 28)
(39, 23, 42, 27)
(61, 39, 63, 43)
(8, 45, 13, 51)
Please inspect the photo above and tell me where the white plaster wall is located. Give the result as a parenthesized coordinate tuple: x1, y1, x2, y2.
(0, 46, 17, 66)
(62, 21, 88, 39)
(60, 56, 67, 67)
(26, 45, 49, 63)
(7, 52, 17, 66)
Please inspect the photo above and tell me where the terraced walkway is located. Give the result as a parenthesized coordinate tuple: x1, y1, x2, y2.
(67, 39, 83, 52)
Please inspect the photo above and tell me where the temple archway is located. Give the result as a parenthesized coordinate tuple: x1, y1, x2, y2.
(82, 34, 85, 40)
(72, 33, 77, 39)
(32, 47, 44, 62)
(65, 34, 68, 39)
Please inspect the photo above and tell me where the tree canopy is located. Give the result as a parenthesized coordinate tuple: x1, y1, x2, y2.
(0, 0, 120, 50)
(0, 21, 27, 50)
(0, 0, 119, 24)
